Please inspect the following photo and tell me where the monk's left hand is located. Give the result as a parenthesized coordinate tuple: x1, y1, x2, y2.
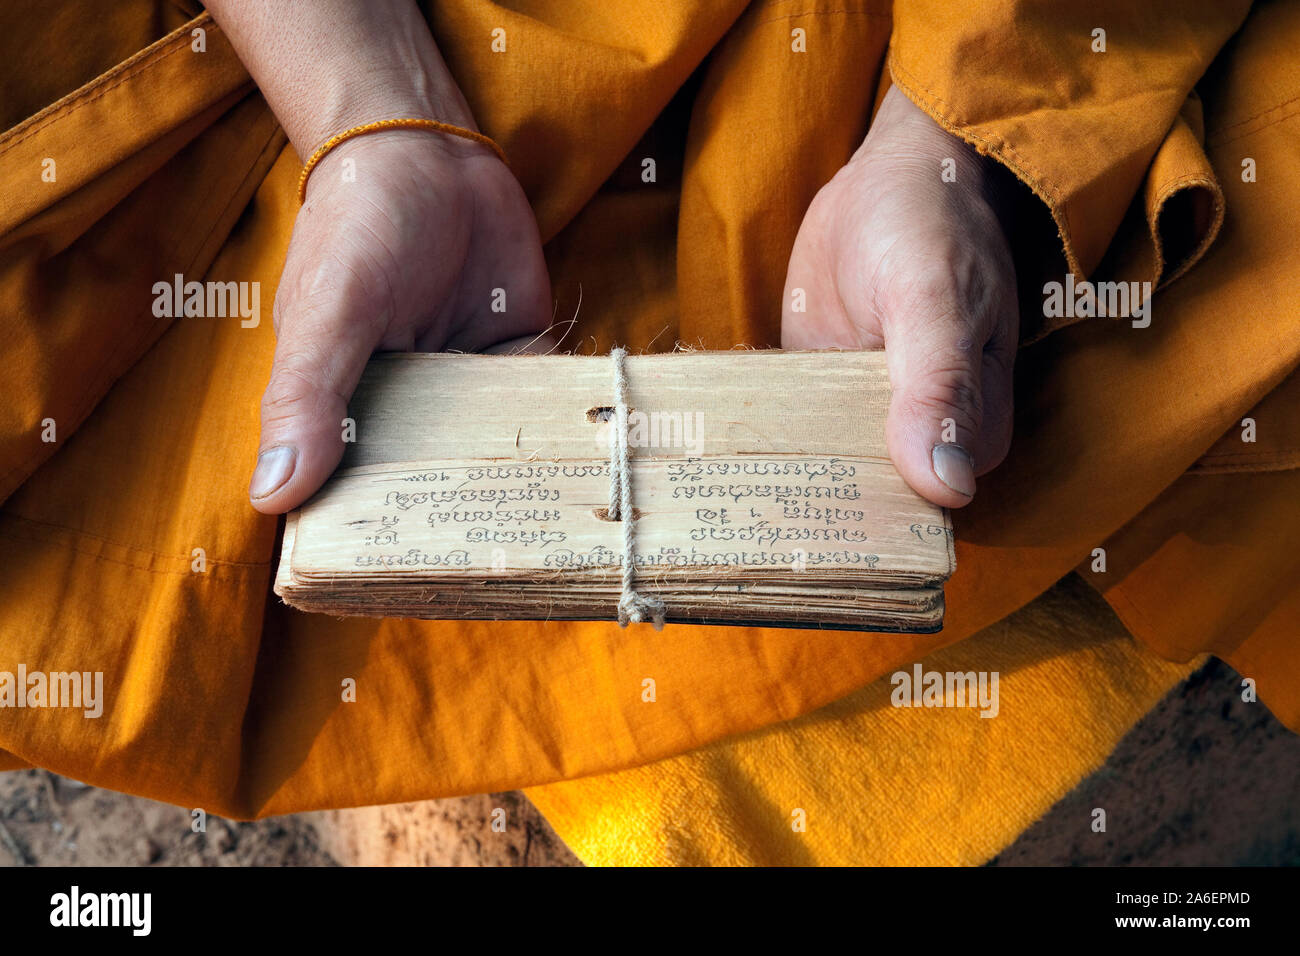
(781, 85, 1019, 508)
(206, 0, 554, 515)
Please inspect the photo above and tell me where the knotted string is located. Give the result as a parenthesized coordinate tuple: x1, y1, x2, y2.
(608, 347, 666, 629)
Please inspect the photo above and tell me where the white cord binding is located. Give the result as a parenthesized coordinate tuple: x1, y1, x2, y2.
(608, 347, 666, 629)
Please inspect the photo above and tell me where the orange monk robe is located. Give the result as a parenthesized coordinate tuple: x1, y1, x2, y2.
(0, 0, 1295, 863)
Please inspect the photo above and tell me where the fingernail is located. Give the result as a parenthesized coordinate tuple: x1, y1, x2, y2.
(932, 443, 975, 498)
(250, 445, 297, 500)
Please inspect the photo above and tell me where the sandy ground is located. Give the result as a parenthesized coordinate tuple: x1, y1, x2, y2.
(992, 658, 1300, 866)
(1, 657, 1295, 866)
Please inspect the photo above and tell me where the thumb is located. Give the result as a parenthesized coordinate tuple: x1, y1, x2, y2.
(881, 300, 1015, 509)
(248, 306, 375, 515)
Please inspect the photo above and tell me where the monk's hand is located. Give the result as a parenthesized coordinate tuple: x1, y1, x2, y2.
(207, 0, 553, 513)
(781, 85, 1018, 508)
(203, 0, 555, 514)
(248, 130, 551, 513)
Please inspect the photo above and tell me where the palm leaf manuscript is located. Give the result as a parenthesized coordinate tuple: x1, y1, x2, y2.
(275, 351, 954, 631)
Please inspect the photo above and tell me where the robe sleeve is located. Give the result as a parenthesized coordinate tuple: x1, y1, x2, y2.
(887, 0, 1252, 338)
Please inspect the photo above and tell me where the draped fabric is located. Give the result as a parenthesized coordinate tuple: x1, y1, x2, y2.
(0, 0, 1294, 860)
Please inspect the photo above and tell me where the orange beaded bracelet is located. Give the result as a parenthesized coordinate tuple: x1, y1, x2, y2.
(296, 118, 509, 204)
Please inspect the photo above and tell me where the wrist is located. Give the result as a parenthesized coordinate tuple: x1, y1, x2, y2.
(288, 62, 478, 159)
(300, 119, 504, 204)
(859, 87, 1015, 236)
(206, 0, 478, 159)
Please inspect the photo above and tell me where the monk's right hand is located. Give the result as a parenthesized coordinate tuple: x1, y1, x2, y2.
(247, 130, 551, 513)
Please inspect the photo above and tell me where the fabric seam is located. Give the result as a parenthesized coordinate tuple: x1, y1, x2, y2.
(0, 13, 216, 158)
(1208, 92, 1300, 145)
(0, 113, 284, 498)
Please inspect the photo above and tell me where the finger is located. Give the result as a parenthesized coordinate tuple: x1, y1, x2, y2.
(978, 336, 1016, 476)
(430, 173, 554, 354)
(881, 281, 1016, 508)
(484, 331, 562, 355)
(780, 193, 884, 351)
(249, 292, 378, 515)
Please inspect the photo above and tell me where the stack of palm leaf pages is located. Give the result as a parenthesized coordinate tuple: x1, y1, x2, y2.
(275, 350, 955, 631)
